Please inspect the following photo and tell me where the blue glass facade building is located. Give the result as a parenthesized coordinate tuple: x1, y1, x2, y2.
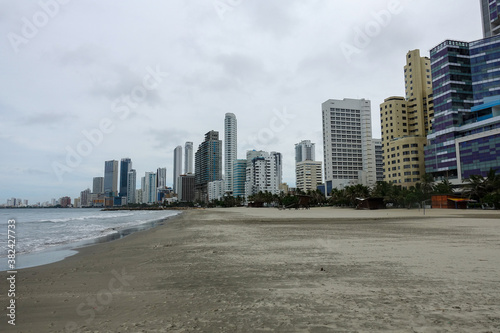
(482, 0, 500, 37)
(425, 35, 500, 182)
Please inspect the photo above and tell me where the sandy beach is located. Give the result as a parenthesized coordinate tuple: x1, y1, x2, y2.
(2, 207, 500, 332)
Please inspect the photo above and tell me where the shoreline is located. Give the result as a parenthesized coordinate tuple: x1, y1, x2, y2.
(0, 210, 182, 272)
(2, 207, 500, 332)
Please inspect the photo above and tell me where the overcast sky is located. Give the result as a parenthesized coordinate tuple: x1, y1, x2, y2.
(0, 0, 483, 203)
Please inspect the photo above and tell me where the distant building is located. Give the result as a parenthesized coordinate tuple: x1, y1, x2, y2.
(173, 146, 182, 194)
(373, 139, 384, 182)
(208, 180, 225, 202)
(295, 140, 315, 163)
(127, 169, 137, 204)
(224, 113, 237, 194)
(232, 159, 247, 198)
(481, 0, 500, 37)
(80, 188, 91, 207)
(195, 131, 222, 202)
(119, 158, 132, 198)
(143, 172, 157, 204)
(104, 160, 118, 197)
(245, 150, 282, 199)
(425, 36, 500, 182)
(296, 161, 323, 193)
(92, 177, 104, 194)
(178, 174, 195, 202)
(322, 98, 376, 189)
(60, 196, 71, 208)
(157, 167, 167, 189)
(184, 142, 194, 174)
(295, 140, 322, 192)
(135, 189, 143, 204)
(381, 50, 433, 188)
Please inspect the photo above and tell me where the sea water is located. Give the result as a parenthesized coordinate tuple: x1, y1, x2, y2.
(0, 208, 179, 271)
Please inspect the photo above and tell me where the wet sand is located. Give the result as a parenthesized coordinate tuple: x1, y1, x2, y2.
(1, 207, 500, 332)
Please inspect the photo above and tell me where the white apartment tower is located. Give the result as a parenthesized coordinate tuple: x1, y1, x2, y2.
(224, 113, 237, 194)
(173, 146, 182, 194)
(245, 150, 282, 199)
(157, 167, 167, 189)
(184, 142, 194, 174)
(322, 98, 376, 189)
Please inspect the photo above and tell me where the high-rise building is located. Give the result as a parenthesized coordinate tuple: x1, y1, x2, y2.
(380, 49, 434, 188)
(92, 177, 104, 194)
(295, 140, 315, 163)
(373, 139, 384, 182)
(178, 174, 195, 202)
(425, 36, 500, 182)
(143, 172, 157, 204)
(322, 98, 376, 189)
(119, 158, 132, 198)
(481, 0, 500, 37)
(296, 161, 323, 193)
(245, 150, 282, 199)
(80, 188, 91, 207)
(295, 140, 322, 192)
(195, 131, 222, 202)
(127, 169, 137, 204)
(184, 142, 194, 174)
(157, 167, 167, 189)
(104, 160, 118, 197)
(173, 146, 182, 194)
(224, 113, 237, 194)
(208, 180, 225, 202)
(233, 159, 247, 198)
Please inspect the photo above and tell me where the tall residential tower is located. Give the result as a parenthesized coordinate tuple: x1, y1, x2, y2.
(104, 160, 118, 197)
(195, 131, 222, 202)
(380, 50, 434, 188)
(322, 98, 376, 190)
(184, 142, 194, 174)
(173, 146, 182, 194)
(224, 113, 237, 194)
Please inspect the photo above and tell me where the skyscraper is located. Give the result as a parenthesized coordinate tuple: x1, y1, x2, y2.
(195, 131, 222, 202)
(126, 169, 136, 204)
(224, 113, 237, 194)
(295, 140, 315, 163)
(233, 159, 247, 198)
(92, 177, 104, 194)
(425, 35, 500, 182)
(143, 172, 157, 204)
(481, 0, 500, 37)
(119, 158, 132, 198)
(104, 160, 118, 197)
(184, 142, 194, 174)
(295, 140, 322, 192)
(178, 174, 195, 202)
(173, 146, 182, 194)
(322, 98, 376, 189)
(380, 50, 433, 188)
(157, 167, 167, 189)
(373, 139, 384, 182)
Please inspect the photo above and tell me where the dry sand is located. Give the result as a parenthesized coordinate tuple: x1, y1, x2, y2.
(2, 207, 500, 332)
